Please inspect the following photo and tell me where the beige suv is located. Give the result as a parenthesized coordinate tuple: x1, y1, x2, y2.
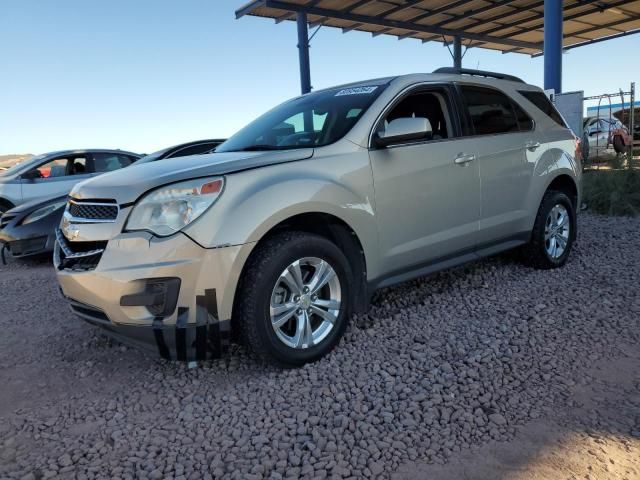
(55, 69, 581, 366)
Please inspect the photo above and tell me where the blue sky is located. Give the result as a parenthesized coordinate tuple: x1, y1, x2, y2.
(1, 0, 638, 155)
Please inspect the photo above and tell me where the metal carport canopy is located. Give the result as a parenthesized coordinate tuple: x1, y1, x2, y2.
(236, 0, 640, 93)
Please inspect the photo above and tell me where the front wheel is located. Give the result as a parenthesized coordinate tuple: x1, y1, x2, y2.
(235, 232, 352, 366)
(522, 190, 576, 269)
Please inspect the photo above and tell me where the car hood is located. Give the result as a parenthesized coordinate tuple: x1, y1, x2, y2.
(69, 148, 314, 204)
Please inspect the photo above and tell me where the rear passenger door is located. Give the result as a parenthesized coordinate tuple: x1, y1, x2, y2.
(458, 85, 535, 246)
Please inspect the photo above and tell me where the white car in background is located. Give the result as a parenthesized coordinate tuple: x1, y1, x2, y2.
(583, 116, 631, 158)
(0, 149, 141, 214)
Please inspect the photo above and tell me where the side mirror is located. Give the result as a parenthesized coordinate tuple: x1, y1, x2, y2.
(20, 169, 42, 180)
(375, 117, 432, 148)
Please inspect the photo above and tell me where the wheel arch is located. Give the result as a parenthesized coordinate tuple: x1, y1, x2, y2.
(232, 212, 369, 327)
(546, 174, 578, 208)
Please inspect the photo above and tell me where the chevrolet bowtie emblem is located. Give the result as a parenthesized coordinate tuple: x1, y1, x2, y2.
(61, 216, 80, 241)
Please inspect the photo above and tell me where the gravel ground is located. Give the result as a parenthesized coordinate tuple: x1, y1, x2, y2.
(0, 213, 638, 480)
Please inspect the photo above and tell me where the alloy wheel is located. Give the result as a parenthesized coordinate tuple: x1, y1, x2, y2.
(269, 257, 342, 349)
(544, 204, 570, 259)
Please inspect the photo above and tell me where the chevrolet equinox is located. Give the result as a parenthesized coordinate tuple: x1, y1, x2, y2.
(55, 68, 581, 366)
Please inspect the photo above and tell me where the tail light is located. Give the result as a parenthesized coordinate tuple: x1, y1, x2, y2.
(574, 135, 583, 163)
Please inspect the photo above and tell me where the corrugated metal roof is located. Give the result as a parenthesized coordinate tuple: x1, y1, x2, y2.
(236, 0, 640, 55)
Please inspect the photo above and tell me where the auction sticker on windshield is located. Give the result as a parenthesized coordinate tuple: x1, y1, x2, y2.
(335, 86, 378, 96)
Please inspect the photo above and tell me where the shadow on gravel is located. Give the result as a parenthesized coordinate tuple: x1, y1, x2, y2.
(394, 348, 640, 480)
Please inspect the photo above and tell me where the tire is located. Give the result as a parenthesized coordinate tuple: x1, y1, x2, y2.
(0, 199, 14, 215)
(521, 190, 576, 269)
(235, 231, 353, 366)
(612, 135, 625, 154)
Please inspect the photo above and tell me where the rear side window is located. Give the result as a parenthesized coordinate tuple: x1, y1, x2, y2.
(91, 153, 135, 173)
(460, 86, 519, 135)
(518, 90, 567, 127)
(512, 102, 534, 131)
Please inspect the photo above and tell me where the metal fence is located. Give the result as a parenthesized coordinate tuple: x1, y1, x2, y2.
(582, 82, 637, 170)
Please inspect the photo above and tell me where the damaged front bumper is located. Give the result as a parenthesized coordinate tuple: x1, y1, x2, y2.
(55, 229, 255, 361)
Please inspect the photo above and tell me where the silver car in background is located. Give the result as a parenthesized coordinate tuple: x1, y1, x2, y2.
(55, 69, 581, 366)
(0, 149, 140, 213)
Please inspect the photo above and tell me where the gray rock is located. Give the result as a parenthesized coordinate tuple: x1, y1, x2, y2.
(489, 413, 507, 426)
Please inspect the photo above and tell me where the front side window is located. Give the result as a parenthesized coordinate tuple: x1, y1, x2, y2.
(375, 89, 453, 142)
(216, 84, 386, 152)
(461, 86, 519, 135)
(32, 156, 88, 179)
(37, 158, 68, 178)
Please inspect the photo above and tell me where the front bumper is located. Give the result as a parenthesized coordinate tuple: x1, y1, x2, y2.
(1, 234, 54, 258)
(0, 210, 59, 258)
(55, 230, 255, 361)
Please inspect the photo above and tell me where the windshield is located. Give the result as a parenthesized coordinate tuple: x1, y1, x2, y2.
(133, 147, 172, 165)
(0, 154, 48, 177)
(216, 84, 386, 153)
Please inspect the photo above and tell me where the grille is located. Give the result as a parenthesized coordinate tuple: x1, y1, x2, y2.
(68, 201, 118, 221)
(55, 228, 107, 271)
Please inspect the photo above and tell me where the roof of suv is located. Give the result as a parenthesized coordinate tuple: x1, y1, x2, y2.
(314, 69, 541, 99)
(313, 69, 541, 96)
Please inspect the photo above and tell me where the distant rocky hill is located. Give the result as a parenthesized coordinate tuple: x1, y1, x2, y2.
(0, 154, 33, 169)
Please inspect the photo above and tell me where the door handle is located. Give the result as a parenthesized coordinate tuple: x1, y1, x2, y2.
(454, 153, 475, 165)
(525, 141, 541, 151)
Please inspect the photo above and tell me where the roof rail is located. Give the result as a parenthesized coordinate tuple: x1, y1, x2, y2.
(432, 67, 525, 84)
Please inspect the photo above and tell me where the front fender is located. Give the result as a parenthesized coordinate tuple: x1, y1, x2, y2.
(0, 181, 22, 207)
(183, 153, 381, 277)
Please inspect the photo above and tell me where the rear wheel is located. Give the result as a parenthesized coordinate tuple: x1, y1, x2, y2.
(612, 135, 625, 154)
(235, 231, 352, 366)
(522, 190, 576, 269)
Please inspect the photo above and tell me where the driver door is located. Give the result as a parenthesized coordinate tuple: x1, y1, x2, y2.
(369, 85, 481, 277)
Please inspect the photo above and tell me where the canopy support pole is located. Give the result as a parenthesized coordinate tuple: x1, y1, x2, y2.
(543, 0, 563, 93)
(453, 36, 462, 68)
(297, 12, 312, 95)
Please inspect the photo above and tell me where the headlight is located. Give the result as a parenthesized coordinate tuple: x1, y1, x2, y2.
(22, 200, 67, 225)
(125, 177, 224, 237)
